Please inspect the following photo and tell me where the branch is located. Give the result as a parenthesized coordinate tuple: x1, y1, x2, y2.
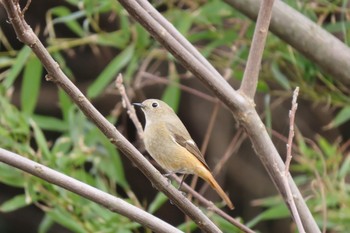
(239, 0, 274, 98)
(115, 73, 144, 139)
(0, 148, 181, 233)
(171, 175, 255, 233)
(134, 0, 223, 80)
(282, 87, 305, 233)
(116, 0, 320, 232)
(1, 1, 222, 232)
(225, 0, 350, 85)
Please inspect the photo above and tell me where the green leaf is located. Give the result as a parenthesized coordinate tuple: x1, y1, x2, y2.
(328, 106, 350, 128)
(338, 155, 350, 179)
(134, 24, 150, 50)
(38, 214, 55, 233)
(52, 52, 75, 81)
(0, 163, 24, 187)
(32, 114, 68, 132)
(96, 31, 130, 49)
(211, 214, 242, 233)
(30, 119, 51, 159)
(50, 6, 85, 37)
(87, 45, 134, 99)
(0, 194, 29, 212)
(172, 10, 193, 36)
(21, 57, 43, 115)
(58, 89, 73, 122)
(246, 204, 289, 228)
(124, 56, 139, 83)
(48, 208, 86, 233)
(162, 71, 181, 112)
(4, 46, 31, 88)
(87, 128, 128, 189)
(271, 62, 291, 90)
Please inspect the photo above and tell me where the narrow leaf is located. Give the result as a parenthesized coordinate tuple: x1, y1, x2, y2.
(4, 46, 31, 88)
(32, 114, 68, 132)
(327, 106, 350, 129)
(0, 194, 29, 212)
(87, 45, 134, 99)
(21, 57, 43, 115)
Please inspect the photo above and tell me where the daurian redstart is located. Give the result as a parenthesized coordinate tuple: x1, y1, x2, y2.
(134, 99, 234, 209)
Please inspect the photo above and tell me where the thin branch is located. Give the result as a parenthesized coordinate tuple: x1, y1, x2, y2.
(1, 1, 222, 232)
(0, 148, 181, 233)
(142, 72, 218, 103)
(171, 175, 255, 233)
(189, 99, 220, 197)
(282, 87, 305, 233)
(285, 87, 299, 172)
(239, 0, 274, 98)
(199, 129, 245, 195)
(117, 1, 320, 232)
(116, 73, 144, 139)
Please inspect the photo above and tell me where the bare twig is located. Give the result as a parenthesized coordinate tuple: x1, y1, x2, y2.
(116, 73, 144, 139)
(285, 87, 299, 172)
(117, 0, 320, 232)
(282, 87, 305, 233)
(0, 148, 181, 233)
(141, 72, 218, 103)
(239, 0, 275, 98)
(2, 1, 222, 232)
(21, 0, 32, 16)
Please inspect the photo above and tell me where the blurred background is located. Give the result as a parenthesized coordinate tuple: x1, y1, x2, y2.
(0, 0, 349, 232)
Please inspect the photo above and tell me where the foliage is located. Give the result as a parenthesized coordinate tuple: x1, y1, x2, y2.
(0, 0, 349, 232)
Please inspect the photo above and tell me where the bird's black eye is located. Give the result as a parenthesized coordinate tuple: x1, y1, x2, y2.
(152, 102, 158, 108)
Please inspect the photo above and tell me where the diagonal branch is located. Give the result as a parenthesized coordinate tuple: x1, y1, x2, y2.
(239, 0, 274, 98)
(134, 0, 223, 80)
(0, 148, 181, 233)
(1, 1, 222, 232)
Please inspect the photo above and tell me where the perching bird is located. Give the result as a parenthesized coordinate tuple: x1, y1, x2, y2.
(133, 99, 234, 209)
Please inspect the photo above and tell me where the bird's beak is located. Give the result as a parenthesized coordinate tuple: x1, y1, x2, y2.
(132, 103, 145, 108)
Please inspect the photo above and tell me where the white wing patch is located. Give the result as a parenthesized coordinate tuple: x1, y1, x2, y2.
(186, 139, 196, 146)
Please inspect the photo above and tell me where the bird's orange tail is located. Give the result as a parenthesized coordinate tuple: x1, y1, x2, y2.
(197, 167, 234, 210)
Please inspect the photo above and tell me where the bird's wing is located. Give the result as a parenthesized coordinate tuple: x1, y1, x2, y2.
(166, 122, 210, 170)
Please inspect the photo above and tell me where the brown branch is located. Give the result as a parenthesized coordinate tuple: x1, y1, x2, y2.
(115, 73, 144, 139)
(134, 0, 223, 80)
(116, 0, 320, 232)
(0, 148, 181, 233)
(285, 87, 298, 172)
(171, 175, 255, 233)
(1, 1, 222, 232)
(239, 0, 274, 98)
(141, 72, 218, 103)
(225, 0, 350, 85)
(281, 87, 305, 233)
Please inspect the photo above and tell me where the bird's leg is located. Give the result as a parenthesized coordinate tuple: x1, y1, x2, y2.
(178, 174, 188, 190)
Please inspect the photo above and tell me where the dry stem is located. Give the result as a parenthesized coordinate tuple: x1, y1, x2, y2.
(282, 87, 305, 233)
